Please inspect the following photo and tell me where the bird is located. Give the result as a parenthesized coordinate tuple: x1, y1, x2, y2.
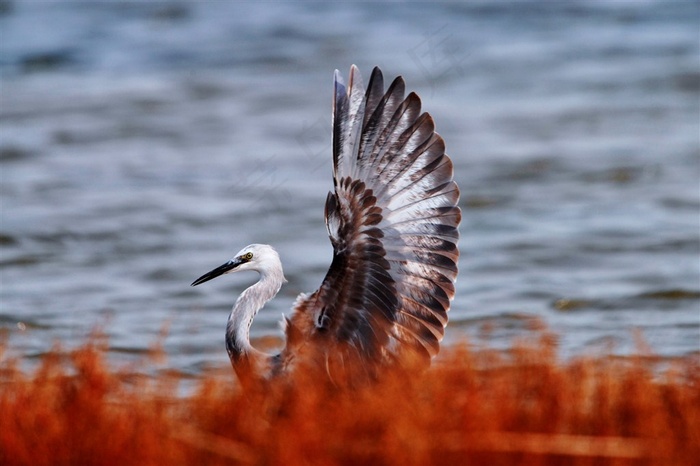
(191, 65, 460, 385)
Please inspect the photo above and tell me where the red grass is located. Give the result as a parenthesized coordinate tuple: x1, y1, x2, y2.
(1, 330, 698, 466)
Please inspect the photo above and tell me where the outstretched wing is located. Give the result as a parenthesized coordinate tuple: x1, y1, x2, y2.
(285, 65, 460, 369)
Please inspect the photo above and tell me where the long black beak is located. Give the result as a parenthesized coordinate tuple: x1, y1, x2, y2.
(191, 259, 241, 286)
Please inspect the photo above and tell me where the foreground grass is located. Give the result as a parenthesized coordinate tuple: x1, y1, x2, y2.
(1, 331, 698, 466)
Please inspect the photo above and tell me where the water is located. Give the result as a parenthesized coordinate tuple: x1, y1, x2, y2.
(1, 1, 698, 374)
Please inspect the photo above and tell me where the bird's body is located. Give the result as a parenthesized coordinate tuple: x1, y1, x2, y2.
(192, 66, 460, 385)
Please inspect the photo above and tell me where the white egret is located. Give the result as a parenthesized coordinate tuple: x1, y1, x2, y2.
(192, 66, 461, 384)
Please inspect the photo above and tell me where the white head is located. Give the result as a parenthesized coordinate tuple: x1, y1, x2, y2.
(191, 244, 284, 286)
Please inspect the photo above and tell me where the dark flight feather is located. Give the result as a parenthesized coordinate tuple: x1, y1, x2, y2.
(284, 66, 461, 373)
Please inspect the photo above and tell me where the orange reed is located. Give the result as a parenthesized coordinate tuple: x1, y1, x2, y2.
(1, 330, 698, 466)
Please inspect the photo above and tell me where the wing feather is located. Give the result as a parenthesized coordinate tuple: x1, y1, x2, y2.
(286, 66, 461, 372)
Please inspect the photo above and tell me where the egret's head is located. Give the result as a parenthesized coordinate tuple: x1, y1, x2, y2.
(191, 244, 283, 286)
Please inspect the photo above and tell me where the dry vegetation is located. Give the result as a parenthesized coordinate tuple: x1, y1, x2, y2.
(1, 329, 698, 466)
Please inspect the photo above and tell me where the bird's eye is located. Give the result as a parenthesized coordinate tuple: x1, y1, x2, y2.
(243, 252, 254, 260)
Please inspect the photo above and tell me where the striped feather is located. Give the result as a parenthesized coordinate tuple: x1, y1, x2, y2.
(285, 65, 461, 372)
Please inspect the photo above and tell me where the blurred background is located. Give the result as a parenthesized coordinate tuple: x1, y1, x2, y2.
(1, 1, 698, 374)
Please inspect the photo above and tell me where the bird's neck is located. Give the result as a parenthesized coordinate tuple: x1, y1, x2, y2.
(226, 268, 285, 374)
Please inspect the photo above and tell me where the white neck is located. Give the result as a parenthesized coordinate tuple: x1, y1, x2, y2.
(225, 267, 285, 371)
